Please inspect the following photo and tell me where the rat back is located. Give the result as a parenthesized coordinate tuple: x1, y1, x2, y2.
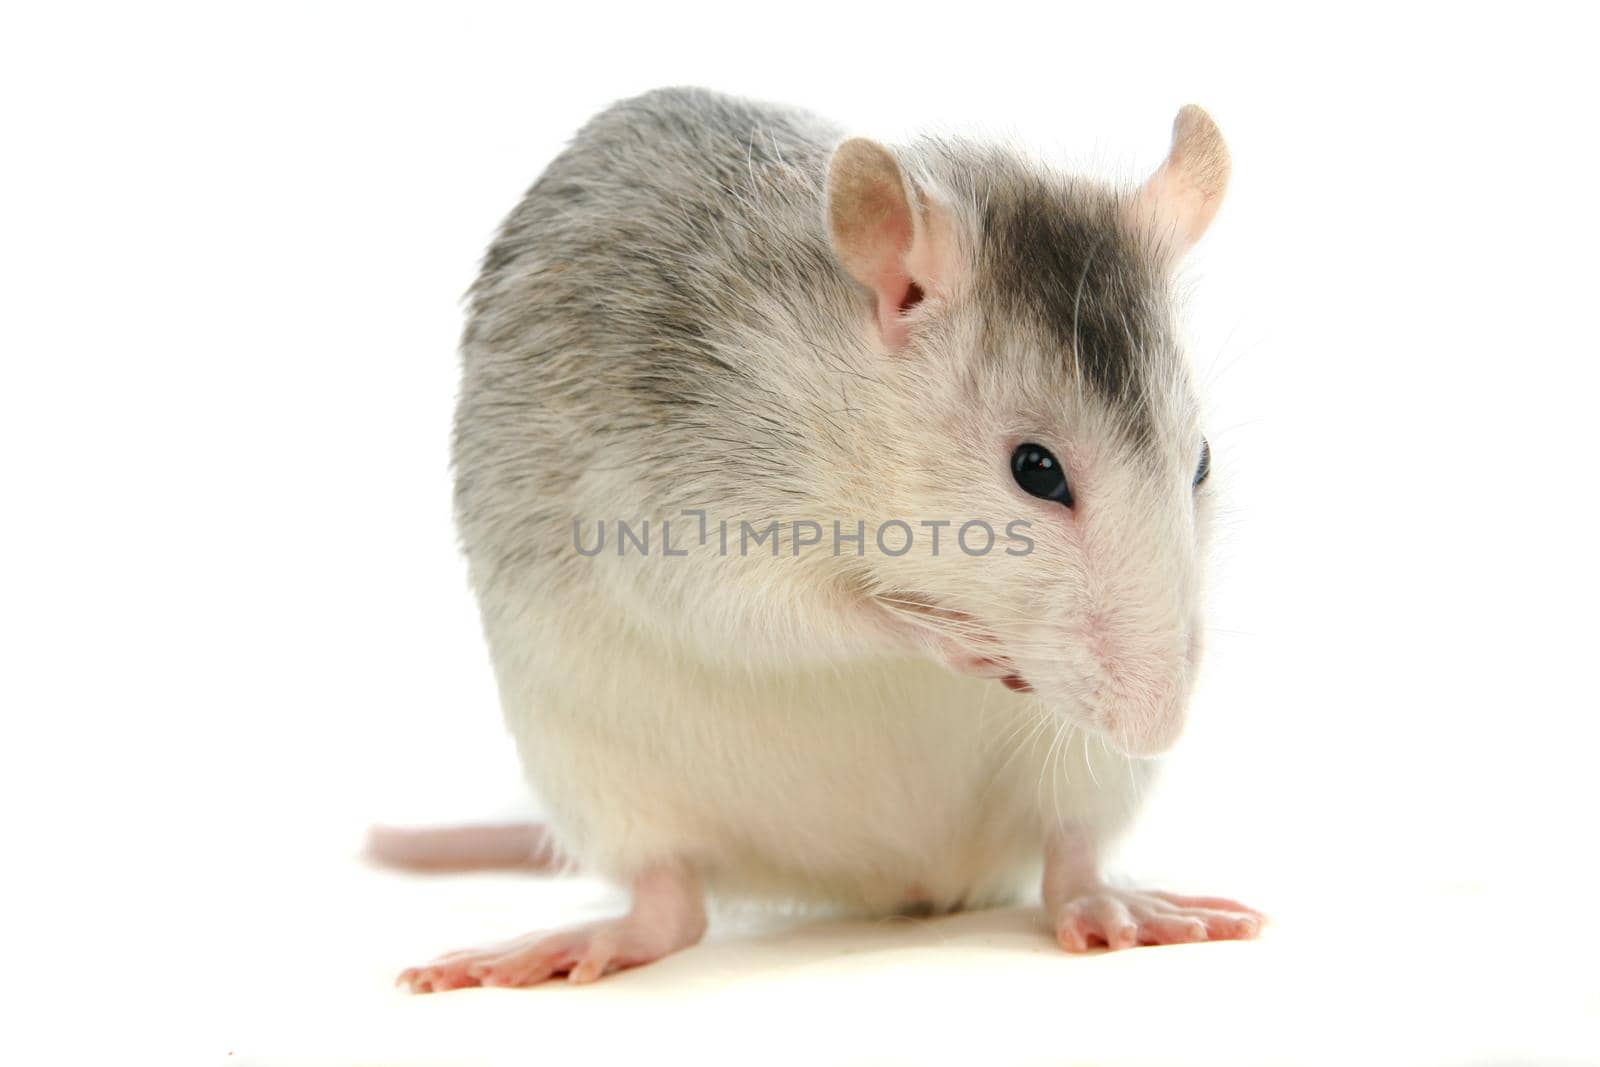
(456, 88, 850, 569)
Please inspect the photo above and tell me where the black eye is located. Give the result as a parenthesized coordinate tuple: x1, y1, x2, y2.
(1011, 443, 1072, 506)
(1193, 438, 1211, 487)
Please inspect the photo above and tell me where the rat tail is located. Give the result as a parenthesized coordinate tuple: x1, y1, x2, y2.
(364, 822, 573, 873)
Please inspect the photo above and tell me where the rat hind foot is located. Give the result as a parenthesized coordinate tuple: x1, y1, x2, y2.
(400, 917, 675, 990)
(1052, 888, 1264, 952)
(399, 863, 705, 992)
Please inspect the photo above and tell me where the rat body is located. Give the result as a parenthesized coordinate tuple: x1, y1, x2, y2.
(396, 87, 1259, 991)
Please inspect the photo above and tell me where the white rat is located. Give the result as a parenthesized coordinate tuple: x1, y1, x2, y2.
(381, 87, 1260, 991)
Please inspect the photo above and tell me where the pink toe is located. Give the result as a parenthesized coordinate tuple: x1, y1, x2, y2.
(1155, 892, 1263, 917)
(1211, 913, 1262, 940)
(568, 949, 612, 983)
(1153, 917, 1208, 944)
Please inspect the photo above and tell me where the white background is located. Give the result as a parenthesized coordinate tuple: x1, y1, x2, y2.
(4, 2, 1597, 1064)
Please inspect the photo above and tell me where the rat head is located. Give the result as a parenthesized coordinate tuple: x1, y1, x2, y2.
(824, 108, 1229, 757)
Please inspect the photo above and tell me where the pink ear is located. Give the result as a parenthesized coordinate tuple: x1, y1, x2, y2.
(826, 138, 955, 350)
(1133, 105, 1231, 263)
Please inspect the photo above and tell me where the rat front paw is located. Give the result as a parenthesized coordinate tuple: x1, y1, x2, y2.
(1051, 889, 1263, 952)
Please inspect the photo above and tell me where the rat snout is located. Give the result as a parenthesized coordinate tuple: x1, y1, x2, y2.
(1101, 684, 1189, 757)
(1040, 609, 1197, 758)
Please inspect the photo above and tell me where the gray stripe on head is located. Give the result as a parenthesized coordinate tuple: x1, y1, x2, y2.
(975, 173, 1164, 449)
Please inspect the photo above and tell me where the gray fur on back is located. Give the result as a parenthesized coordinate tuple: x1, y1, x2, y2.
(455, 88, 855, 585)
(454, 87, 1180, 593)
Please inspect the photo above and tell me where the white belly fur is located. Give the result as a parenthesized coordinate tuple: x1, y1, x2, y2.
(485, 602, 1152, 915)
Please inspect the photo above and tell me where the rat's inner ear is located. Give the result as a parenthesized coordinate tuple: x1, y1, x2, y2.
(826, 138, 955, 350)
(1132, 105, 1231, 262)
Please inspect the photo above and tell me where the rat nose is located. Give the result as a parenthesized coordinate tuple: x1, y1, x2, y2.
(1065, 608, 1192, 756)
(1106, 692, 1188, 757)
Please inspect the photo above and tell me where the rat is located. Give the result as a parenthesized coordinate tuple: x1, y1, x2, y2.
(378, 87, 1261, 991)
